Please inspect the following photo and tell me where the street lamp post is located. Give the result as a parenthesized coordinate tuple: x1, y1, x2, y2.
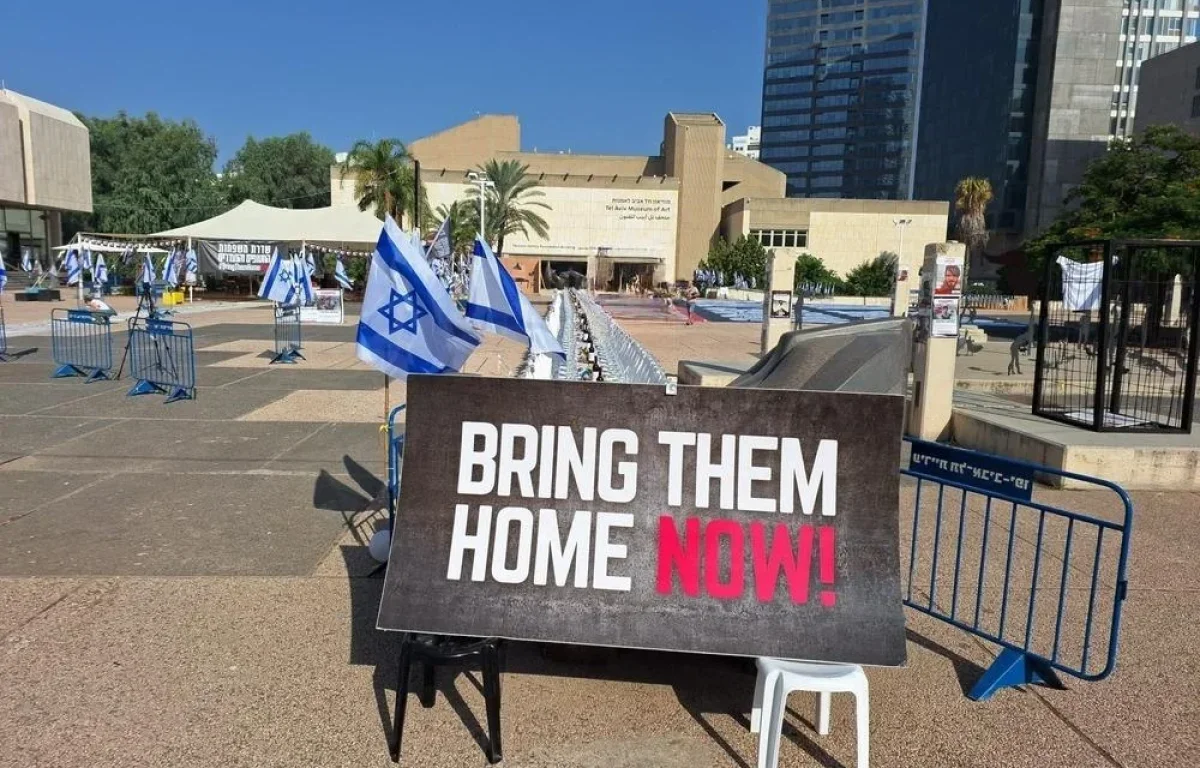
(892, 218, 912, 316)
(467, 171, 495, 244)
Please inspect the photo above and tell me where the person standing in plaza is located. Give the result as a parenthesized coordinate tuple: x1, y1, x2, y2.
(684, 282, 700, 325)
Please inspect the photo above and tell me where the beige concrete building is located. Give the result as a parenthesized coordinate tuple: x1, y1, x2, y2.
(1137, 42, 1200, 136)
(722, 198, 949, 280)
(0, 89, 92, 268)
(332, 113, 948, 287)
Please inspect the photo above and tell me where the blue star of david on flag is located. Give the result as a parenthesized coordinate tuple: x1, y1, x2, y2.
(354, 215, 480, 380)
(378, 287, 428, 334)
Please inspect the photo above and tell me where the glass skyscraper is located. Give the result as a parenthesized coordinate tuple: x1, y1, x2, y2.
(913, 0, 1044, 235)
(913, 0, 1200, 240)
(760, 0, 927, 199)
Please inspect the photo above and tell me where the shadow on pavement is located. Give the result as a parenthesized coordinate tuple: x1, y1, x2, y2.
(904, 627, 987, 696)
(344, 454, 384, 501)
(312, 455, 386, 539)
(1, 346, 39, 360)
(504, 644, 763, 767)
(342, 545, 495, 761)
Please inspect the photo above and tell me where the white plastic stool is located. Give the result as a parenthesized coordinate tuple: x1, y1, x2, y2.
(750, 658, 869, 768)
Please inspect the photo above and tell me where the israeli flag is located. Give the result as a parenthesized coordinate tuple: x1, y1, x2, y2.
(139, 251, 156, 286)
(20, 248, 32, 273)
(258, 247, 296, 304)
(93, 254, 108, 292)
(162, 251, 181, 286)
(355, 215, 480, 380)
(81, 248, 93, 273)
(334, 256, 354, 290)
(466, 237, 565, 357)
(428, 218, 452, 262)
(0, 254, 6, 294)
(64, 249, 82, 285)
(293, 253, 315, 305)
(120, 244, 134, 265)
(184, 247, 198, 284)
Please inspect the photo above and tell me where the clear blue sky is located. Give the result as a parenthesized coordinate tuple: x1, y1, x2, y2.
(7, 0, 766, 166)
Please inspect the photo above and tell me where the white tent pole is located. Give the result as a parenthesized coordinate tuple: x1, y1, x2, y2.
(187, 237, 194, 303)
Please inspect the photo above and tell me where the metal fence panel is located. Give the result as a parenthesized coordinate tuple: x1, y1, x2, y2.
(127, 317, 197, 403)
(387, 404, 407, 532)
(903, 438, 1133, 700)
(272, 305, 305, 364)
(50, 309, 113, 382)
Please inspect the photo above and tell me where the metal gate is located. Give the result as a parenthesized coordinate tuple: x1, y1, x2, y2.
(1034, 239, 1200, 432)
(126, 317, 197, 403)
(903, 438, 1133, 700)
(50, 309, 114, 382)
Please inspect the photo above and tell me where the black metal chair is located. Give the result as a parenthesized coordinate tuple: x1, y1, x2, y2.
(391, 634, 503, 764)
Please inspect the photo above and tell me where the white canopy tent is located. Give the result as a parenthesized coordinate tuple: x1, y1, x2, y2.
(52, 242, 169, 254)
(151, 200, 384, 248)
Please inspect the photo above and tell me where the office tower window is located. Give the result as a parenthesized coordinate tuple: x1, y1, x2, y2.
(762, 0, 925, 199)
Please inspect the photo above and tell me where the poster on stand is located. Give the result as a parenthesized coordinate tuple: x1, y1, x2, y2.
(931, 298, 960, 337)
(300, 289, 344, 324)
(934, 253, 964, 296)
(377, 376, 909, 667)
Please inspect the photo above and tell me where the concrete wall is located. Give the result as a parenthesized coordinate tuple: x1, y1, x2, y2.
(1024, 0, 1124, 236)
(723, 198, 949, 280)
(0, 90, 91, 213)
(664, 113, 725, 281)
(421, 177, 679, 278)
(28, 110, 92, 212)
(720, 152, 785, 208)
(502, 151, 663, 178)
(0, 100, 24, 205)
(1138, 43, 1200, 135)
(409, 114, 520, 170)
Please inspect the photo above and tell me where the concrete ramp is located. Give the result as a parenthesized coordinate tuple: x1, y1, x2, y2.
(732, 318, 913, 395)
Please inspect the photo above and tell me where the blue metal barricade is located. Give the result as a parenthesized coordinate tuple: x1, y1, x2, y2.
(386, 404, 407, 533)
(50, 309, 114, 382)
(902, 438, 1133, 700)
(272, 305, 304, 364)
(0, 304, 9, 361)
(126, 317, 197, 403)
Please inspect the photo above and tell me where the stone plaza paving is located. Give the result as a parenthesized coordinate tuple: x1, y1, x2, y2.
(0, 297, 1197, 767)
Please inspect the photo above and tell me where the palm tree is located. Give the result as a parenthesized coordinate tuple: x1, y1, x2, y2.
(465, 159, 551, 256)
(434, 201, 480, 257)
(954, 177, 994, 283)
(340, 138, 417, 224)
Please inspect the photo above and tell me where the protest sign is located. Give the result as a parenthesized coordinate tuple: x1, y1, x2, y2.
(300, 289, 344, 324)
(378, 376, 908, 665)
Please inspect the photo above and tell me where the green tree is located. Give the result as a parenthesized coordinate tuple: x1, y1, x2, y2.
(339, 138, 429, 226)
(65, 111, 224, 237)
(955, 176, 994, 282)
(1026, 125, 1200, 270)
(701, 235, 769, 286)
(793, 252, 841, 289)
(435, 201, 481, 257)
(465, 159, 550, 256)
(224, 132, 335, 209)
(843, 253, 897, 296)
